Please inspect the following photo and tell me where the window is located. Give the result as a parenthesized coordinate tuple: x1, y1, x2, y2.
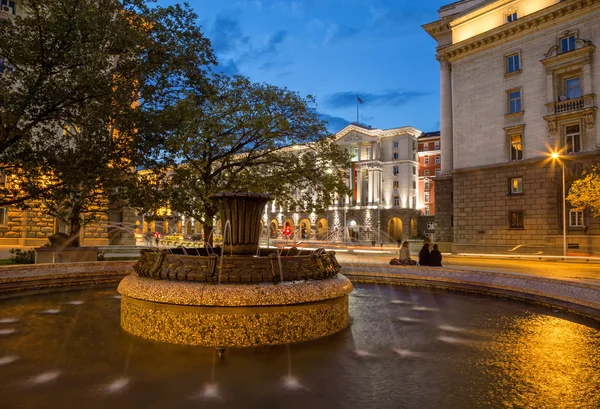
(560, 35, 576, 53)
(424, 157, 429, 165)
(424, 206, 430, 216)
(427, 221, 436, 230)
(435, 169, 441, 177)
(412, 196, 417, 208)
(393, 152, 398, 160)
(510, 134, 523, 161)
(393, 166, 399, 175)
(565, 77, 581, 99)
(424, 180, 430, 191)
(366, 146, 371, 159)
(510, 177, 523, 194)
(393, 181, 399, 189)
(412, 167, 416, 175)
(565, 124, 581, 153)
(434, 141, 440, 150)
(0, 208, 5, 225)
(424, 192, 430, 203)
(508, 89, 522, 113)
(570, 210, 584, 227)
(0, 1, 16, 15)
(434, 156, 440, 164)
(352, 147, 358, 161)
(424, 169, 429, 177)
(412, 181, 416, 189)
(506, 53, 520, 73)
(393, 141, 399, 148)
(509, 211, 524, 228)
(506, 11, 517, 23)
(393, 196, 399, 206)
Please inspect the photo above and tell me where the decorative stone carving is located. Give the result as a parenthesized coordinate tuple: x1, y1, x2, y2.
(585, 112, 595, 129)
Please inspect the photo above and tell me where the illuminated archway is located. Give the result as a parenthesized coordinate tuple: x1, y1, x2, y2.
(410, 218, 417, 238)
(316, 218, 328, 240)
(283, 219, 295, 239)
(299, 218, 311, 240)
(270, 219, 279, 238)
(387, 217, 403, 243)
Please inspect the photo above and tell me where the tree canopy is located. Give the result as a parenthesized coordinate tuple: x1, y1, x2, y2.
(567, 165, 600, 217)
(0, 0, 215, 244)
(159, 74, 350, 241)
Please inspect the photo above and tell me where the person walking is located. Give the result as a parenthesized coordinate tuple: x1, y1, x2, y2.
(418, 243, 431, 266)
(430, 244, 442, 266)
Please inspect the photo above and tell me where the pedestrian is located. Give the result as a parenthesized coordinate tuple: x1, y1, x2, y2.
(419, 243, 431, 266)
(430, 244, 442, 266)
(399, 241, 417, 265)
(380, 239, 383, 249)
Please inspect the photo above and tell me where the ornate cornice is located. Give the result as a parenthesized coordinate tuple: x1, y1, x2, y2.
(334, 124, 422, 141)
(438, 0, 599, 62)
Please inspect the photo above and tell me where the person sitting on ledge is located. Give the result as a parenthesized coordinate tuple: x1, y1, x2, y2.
(399, 241, 417, 265)
(418, 243, 430, 266)
(429, 244, 442, 267)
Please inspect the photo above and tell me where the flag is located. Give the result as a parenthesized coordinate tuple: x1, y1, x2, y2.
(357, 95, 364, 104)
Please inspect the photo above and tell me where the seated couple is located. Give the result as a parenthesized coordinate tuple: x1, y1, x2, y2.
(395, 241, 442, 266)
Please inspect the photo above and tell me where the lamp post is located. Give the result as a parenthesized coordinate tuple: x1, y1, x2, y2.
(551, 152, 567, 259)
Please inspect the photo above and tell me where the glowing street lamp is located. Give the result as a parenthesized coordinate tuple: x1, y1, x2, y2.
(551, 151, 567, 259)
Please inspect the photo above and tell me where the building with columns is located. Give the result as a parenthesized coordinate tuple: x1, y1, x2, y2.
(424, 0, 600, 254)
(263, 123, 424, 244)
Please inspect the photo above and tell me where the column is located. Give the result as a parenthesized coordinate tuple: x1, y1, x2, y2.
(368, 170, 374, 204)
(356, 168, 362, 205)
(439, 57, 454, 174)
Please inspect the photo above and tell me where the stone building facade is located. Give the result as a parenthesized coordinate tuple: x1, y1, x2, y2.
(417, 131, 441, 240)
(424, 0, 600, 255)
(263, 124, 423, 245)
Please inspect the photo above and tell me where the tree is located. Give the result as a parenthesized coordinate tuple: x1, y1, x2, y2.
(0, 0, 215, 245)
(567, 165, 600, 216)
(160, 74, 350, 243)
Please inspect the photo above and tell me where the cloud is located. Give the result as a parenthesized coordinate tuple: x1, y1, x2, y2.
(323, 90, 428, 109)
(319, 113, 351, 133)
(210, 15, 251, 55)
(263, 30, 288, 54)
(216, 59, 242, 76)
(323, 24, 361, 45)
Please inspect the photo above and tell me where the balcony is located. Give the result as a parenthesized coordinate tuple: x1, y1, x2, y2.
(544, 94, 597, 135)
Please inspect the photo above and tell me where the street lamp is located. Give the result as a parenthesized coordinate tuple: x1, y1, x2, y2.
(551, 152, 567, 259)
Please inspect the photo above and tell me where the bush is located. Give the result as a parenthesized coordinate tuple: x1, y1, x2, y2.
(9, 248, 36, 264)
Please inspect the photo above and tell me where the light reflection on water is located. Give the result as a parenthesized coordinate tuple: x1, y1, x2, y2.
(0, 283, 598, 409)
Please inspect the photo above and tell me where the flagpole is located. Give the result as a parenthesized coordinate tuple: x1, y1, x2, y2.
(356, 94, 359, 123)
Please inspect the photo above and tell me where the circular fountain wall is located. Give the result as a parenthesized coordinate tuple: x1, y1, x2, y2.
(118, 192, 353, 347)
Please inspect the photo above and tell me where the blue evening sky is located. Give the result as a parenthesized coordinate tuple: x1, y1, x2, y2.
(159, 0, 449, 133)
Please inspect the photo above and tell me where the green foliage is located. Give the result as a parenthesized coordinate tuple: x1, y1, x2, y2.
(9, 248, 35, 264)
(567, 165, 600, 216)
(0, 0, 215, 245)
(157, 74, 351, 241)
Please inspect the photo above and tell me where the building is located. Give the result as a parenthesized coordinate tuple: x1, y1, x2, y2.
(418, 131, 441, 240)
(264, 123, 423, 244)
(424, 0, 600, 254)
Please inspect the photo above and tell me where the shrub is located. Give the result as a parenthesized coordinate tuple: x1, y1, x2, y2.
(9, 248, 36, 264)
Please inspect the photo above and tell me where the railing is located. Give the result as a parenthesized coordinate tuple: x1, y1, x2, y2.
(548, 94, 595, 114)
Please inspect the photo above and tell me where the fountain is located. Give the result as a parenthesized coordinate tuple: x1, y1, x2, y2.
(118, 192, 353, 347)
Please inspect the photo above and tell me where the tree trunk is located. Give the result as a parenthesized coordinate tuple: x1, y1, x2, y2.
(202, 209, 217, 248)
(68, 212, 82, 247)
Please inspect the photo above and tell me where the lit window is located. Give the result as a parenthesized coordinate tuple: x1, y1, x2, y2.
(560, 35, 576, 53)
(0, 208, 5, 225)
(393, 166, 399, 175)
(510, 177, 523, 194)
(434, 156, 440, 164)
(506, 11, 518, 23)
(424, 157, 429, 165)
(565, 77, 581, 99)
(508, 90, 522, 113)
(393, 181, 399, 189)
(570, 210, 583, 227)
(435, 169, 441, 177)
(393, 141, 399, 148)
(424, 192, 430, 203)
(393, 196, 399, 206)
(565, 124, 581, 153)
(506, 53, 520, 73)
(510, 134, 523, 161)
(509, 211, 524, 228)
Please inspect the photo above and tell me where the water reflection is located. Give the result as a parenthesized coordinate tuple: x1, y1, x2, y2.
(477, 314, 600, 408)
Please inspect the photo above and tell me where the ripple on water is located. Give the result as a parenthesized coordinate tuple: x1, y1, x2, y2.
(396, 316, 425, 323)
(354, 349, 376, 358)
(0, 328, 17, 335)
(0, 356, 19, 366)
(437, 335, 473, 345)
(439, 325, 467, 333)
(25, 371, 61, 386)
(66, 300, 85, 305)
(411, 306, 439, 312)
(392, 348, 424, 358)
(390, 299, 412, 305)
(38, 309, 61, 314)
(99, 377, 130, 394)
(0, 318, 18, 323)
